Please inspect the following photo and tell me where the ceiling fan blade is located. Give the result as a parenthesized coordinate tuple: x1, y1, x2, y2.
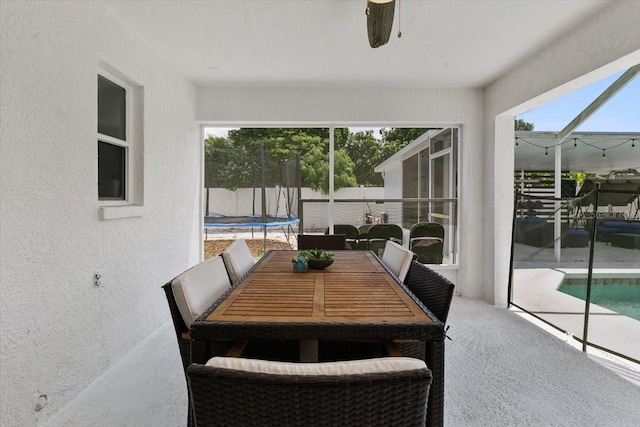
(367, 0, 396, 48)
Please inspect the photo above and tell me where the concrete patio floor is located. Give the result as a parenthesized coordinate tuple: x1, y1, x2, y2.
(44, 296, 640, 427)
(446, 297, 640, 426)
(512, 239, 639, 364)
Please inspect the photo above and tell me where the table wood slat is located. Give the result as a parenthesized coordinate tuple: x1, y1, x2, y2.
(253, 250, 386, 274)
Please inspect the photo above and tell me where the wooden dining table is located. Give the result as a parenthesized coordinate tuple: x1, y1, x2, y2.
(190, 250, 446, 427)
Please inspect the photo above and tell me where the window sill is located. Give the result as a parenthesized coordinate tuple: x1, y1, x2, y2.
(99, 205, 144, 220)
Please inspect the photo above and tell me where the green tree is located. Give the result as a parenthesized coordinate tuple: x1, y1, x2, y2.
(337, 130, 384, 186)
(377, 127, 429, 164)
(204, 136, 257, 190)
(569, 171, 597, 186)
(301, 147, 357, 193)
(206, 127, 430, 194)
(209, 128, 358, 194)
(379, 128, 427, 145)
(515, 119, 535, 131)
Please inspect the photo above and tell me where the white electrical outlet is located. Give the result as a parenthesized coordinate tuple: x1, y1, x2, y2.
(94, 270, 103, 287)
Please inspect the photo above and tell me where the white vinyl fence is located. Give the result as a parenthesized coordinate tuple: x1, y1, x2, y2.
(204, 187, 384, 231)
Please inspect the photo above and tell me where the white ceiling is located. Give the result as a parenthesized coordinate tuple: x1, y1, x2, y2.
(106, 1, 638, 175)
(106, 0, 612, 88)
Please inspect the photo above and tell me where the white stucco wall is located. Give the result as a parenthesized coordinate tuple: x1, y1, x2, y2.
(0, 2, 199, 425)
(380, 161, 404, 225)
(485, 0, 640, 306)
(196, 87, 485, 298)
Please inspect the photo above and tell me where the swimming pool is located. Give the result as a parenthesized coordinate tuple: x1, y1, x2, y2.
(559, 282, 640, 321)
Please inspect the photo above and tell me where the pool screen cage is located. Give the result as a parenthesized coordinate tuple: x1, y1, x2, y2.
(204, 144, 301, 246)
(508, 181, 640, 364)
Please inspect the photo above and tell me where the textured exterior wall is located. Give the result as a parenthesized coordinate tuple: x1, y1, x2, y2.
(381, 161, 403, 225)
(484, 1, 640, 306)
(0, 2, 198, 425)
(196, 87, 486, 298)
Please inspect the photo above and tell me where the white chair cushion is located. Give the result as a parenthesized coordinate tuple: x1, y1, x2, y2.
(171, 255, 231, 328)
(206, 356, 427, 376)
(381, 240, 414, 281)
(222, 238, 255, 283)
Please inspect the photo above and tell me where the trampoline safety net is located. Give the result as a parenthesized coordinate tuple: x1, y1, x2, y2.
(204, 144, 301, 227)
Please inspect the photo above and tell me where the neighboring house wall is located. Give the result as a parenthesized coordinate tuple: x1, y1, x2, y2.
(485, 0, 640, 306)
(1, 2, 198, 425)
(196, 87, 486, 299)
(380, 162, 404, 225)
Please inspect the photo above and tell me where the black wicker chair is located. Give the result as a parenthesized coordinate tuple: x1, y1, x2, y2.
(404, 260, 455, 324)
(187, 357, 432, 427)
(411, 240, 444, 264)
(380, 240, 416, 282)
(409, 223, 445, 264)
(325, 225, 359, 249)
(297, 234, 346, 250)
(221, 238, 255, 284)
(366, 224, 404, 255)
(381, 259, 455, 370)
(163, 282, 199, 427)
(162, 256, 238, 427)
(409, 223, 444, 245)
(396, 260, 454, 426)
(164, 282, 241, 427)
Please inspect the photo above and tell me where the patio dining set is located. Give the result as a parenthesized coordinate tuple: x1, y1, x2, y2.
(324, 222, 446, 264)
(162, 237, 455, 427)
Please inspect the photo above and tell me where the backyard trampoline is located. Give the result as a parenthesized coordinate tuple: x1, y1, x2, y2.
(204, 214, 299, 228)
(204, 143, 301, 249)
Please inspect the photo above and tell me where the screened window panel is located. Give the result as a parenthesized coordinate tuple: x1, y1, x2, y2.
(98, 141, 125, 200)
(98, 75, 126, 140)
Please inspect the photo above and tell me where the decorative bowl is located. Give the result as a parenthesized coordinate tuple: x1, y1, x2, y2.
(307, 259, 334, 270)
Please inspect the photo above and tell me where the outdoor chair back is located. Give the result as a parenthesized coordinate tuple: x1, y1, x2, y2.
(187, 356, 432, 427)
(325, 224, 359, 249)
(222, 238, 255, 284)
(163, 256, 235, 369)
(162, 282, 192, 371)
(409, 223, 445, 264)
(163, 280, 196, 427)
(381, 240, 415, 281)
(409, 222, 445, 247)
(411, 241, 444, 264)
(171, 255, 232, 329)
(162, 255, 233, 427)
(366, 224, 403, 255)
(404, 260, 455, 324)
(298, 234, 347, 250)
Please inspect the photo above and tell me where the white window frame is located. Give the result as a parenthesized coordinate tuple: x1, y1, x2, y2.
(429, 128, 457, 263)
(98, 64, 144, 220)
(98, 72, 129, 203)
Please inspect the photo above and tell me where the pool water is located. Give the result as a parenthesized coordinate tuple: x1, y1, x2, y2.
(559, 283, 640, 321)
